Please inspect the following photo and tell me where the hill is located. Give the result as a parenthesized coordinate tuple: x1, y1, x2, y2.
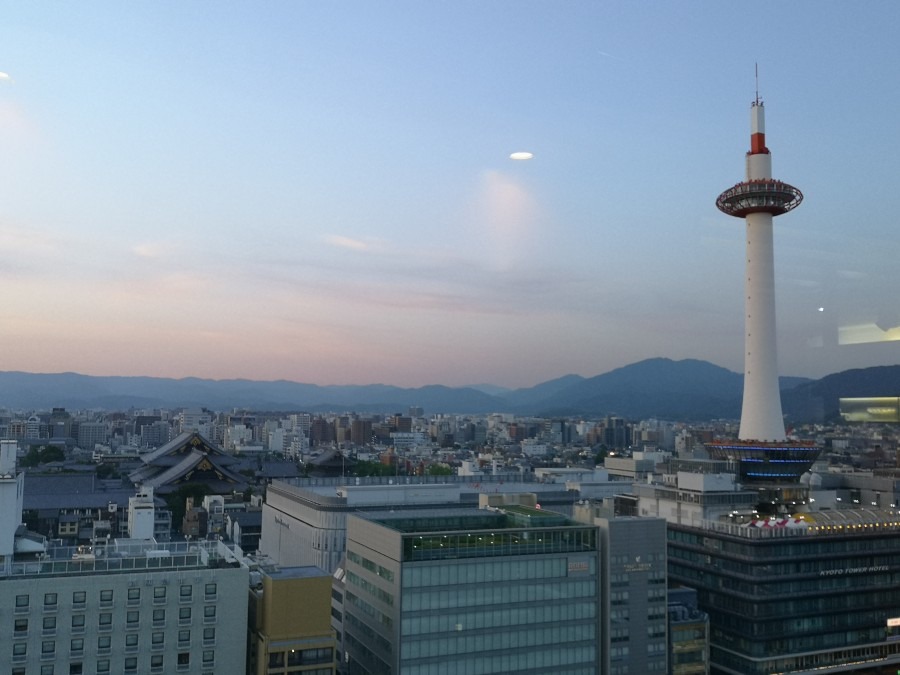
(1, 361, 896, 422)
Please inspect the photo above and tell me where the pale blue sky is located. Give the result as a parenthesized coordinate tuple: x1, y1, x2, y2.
(1, 2, 899, 388)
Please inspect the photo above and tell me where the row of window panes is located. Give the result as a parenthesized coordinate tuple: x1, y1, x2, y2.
(14, 583, 217, 610)
(16, 608, 218, 633)
(11, 649, 213, 671)
(14, 629, 212, 652)
(403, 558, 571, 588)
(400, 599, 596, 636)
(401, 621, 595, 660)
(399, 645, 597, 675)
(402, 578, 595, 612)
(267, 647, 334, 668)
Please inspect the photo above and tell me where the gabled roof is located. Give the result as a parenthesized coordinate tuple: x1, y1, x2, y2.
(129, 431, 248, 495)
(139, 431, 236, 466)
(140, 448, 248, 493)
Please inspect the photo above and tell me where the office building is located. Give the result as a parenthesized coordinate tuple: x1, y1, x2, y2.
(342, 507, 600, 674)
(574, 501, 668, 675)
(667, 511, 900, 674)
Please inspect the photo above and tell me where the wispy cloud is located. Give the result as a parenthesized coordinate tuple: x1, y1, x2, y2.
(132, 240, 177, 259)
(323, 234, 370, 251)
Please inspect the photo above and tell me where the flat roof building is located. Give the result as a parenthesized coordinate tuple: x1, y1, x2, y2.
(342, 507, 601, 674)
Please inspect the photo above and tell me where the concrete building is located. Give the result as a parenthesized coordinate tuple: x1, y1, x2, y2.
(342, 507, 600, 674)
(667, 587, 709, 675)
(573, 501, 668, 675)
(76, 422, 108, 450)
(1, 448, 250, 675)
(247, 558, 336, 675)
(259, 477, 585, 574)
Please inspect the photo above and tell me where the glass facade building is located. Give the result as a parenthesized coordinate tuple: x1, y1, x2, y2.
(667, 513, 900, 674)
(342, 508, 600, 674)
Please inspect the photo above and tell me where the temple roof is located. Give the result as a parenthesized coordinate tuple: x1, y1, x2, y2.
(129, 431, 248, 495)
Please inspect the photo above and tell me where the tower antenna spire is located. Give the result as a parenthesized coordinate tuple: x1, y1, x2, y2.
(755, 62, 760, 105)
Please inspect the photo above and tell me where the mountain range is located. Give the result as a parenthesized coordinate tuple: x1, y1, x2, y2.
(1, 358, 898, 423)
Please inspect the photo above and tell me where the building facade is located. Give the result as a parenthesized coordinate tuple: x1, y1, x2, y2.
(342, 507, 601, 674)
(0, 539, 249, 675)
(667, 512, 900, 674)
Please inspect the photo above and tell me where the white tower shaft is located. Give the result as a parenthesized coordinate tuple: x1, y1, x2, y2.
(738, 103, 786, 442)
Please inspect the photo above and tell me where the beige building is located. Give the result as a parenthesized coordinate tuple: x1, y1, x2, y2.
(248, 561, 337, 675)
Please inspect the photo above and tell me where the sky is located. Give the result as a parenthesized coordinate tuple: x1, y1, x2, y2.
(1, 2, 899, 389)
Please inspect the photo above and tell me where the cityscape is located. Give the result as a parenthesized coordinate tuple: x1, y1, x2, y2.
(4, 3, 900, 675)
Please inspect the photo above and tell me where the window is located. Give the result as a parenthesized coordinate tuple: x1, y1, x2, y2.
(126, 610, 139, 626)
(97, 635, 111, 652)
(15, 594, 29, 609)
(42, 640, 55, 655)
(69, 664, 83, 675)
(14, 618, 28, 634)
(180, 585, 192, 600)
(13, 642, 27, 656)
(151, 655, 163, 670)
(203, 650, 215, 665)
(70, 637, 83, 652)
(179, 606, 192, 622)
(127, 587, 140, 603)
(124, 657, 137, 673)
(269, 652, 285, 668)
(44, 593, 58, 608)
(203, 626, 215, 644)
(153, 608, 165, 625)
(72, 591, 86, 606)
(203, 605, 216, 621)
(71, 614, 85, 631)
(97, 660, 111, 673)
(98, 613, 112, 630)
(204, 582, 217, 598)
(40, 666, 54, 675)
(43, 616, 56, 633)
(152, 631, 164, 645)
(178, 629, 191, 644)
(153, 586, 167, 601)
(178, 652, 190, 666)
(99, 589, 113, 604)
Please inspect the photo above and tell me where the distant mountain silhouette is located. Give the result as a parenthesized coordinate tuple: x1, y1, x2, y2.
(1, 360, 896, 422)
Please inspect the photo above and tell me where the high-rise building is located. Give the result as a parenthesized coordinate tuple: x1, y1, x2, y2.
(341, 507, 600, 674)
(573, 501, 669, 675)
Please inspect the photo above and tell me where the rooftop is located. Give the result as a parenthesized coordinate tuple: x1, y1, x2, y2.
(3, 538, 245, 580)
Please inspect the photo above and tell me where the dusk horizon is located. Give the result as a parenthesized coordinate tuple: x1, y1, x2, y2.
(3, 3, 899, 393)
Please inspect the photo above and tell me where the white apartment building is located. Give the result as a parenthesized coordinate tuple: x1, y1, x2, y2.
(0, 443, 249, 675)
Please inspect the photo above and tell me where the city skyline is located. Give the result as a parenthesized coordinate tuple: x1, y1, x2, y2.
(2, 3, 899, 389)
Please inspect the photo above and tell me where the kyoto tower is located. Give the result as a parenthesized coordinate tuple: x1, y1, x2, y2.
(716, 92, 802, 442)
(707, 87, 820, 489)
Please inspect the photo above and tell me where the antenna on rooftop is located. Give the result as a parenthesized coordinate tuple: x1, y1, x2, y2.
(755, 62, 760, 106)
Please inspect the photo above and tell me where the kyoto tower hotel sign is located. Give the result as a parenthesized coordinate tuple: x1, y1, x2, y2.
(708, 91, 819, 484)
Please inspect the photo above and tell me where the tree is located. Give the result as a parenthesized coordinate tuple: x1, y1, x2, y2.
(21, 445, 65, 467)
(353, 460, 393, 477)
(426, 464, 453, 476)
(95, 463, 119, 479)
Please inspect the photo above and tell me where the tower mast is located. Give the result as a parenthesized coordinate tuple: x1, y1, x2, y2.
(715, 92, 802, 441)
